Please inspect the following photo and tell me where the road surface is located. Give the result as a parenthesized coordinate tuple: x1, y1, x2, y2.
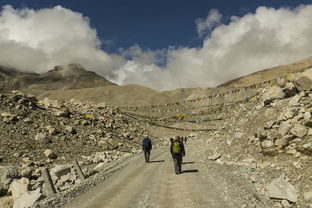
(63, 141, 267, 208)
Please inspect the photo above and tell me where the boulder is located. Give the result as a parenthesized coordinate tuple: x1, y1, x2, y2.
(275, 135, 293, 149)
(93, 162, 106, 172)
(0, 196, 14, 208)
(288, 94, 302, 107)
(290, 124, 308, 138)
(93, 152, 107, 163)
(208, 153, 222, 161)
(42, 98, 61, 109)
(261, 140, 274, 149)
(262, 87, 286, 105)
(305, 121, 312, 128)
(278, 121, 292, 136)
(8, 178, 30, 201)
(281, 200, 291, 208)
(48, 127, 57, 136)
(264, 121, 275, 129)
(20, 167, 33, 178)
(23, 118, 33, 124)
(50, 164, 71, 179)
(304, 112, 311, 121)
(65, 126, 76, 134)
(278, 108, 297, 121)
(54, 108, 70, 118)
(265, 177, 298, 202)
(294, 69, 312, 91)
(12, 188, 42, 208)
(283, 82, 297, 97)
(0, 166, 20, 189)
(1, 112, 14, 117)
(34, 133, 51, 144)
(304, 191, 312, 200)
(303, 143, 312, 149)
(43, 149, 57, 159)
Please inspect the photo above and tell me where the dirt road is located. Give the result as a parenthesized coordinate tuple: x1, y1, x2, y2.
(63, 141, 268, 208)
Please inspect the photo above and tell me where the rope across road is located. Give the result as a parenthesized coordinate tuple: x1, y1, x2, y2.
(123, 112, 218, 132)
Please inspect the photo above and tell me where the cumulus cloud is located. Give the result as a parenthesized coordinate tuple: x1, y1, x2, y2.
(195, 9, 222, 37)
(1, 4, 312, 91)
(115, 5, 312, 90)
(0, 5, 113, 76)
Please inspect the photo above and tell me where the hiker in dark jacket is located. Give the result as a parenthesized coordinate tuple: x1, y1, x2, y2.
(170, 136, 185, 174)
(142, 136, 152, 163)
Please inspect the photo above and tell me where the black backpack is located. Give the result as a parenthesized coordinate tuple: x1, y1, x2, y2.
(142, 138, 150, 150)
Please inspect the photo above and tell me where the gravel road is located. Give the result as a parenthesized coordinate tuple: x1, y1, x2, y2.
(63, 140, 269, 208)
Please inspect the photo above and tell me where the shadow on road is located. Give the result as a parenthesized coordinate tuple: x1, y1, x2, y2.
(182, 161, 195, 165)
(149, 160, 165, 163)
(181, 169, 199, 174)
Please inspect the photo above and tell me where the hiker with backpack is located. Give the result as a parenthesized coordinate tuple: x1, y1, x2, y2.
(170, 136, 185, 174)
(142, 135, 152, 163)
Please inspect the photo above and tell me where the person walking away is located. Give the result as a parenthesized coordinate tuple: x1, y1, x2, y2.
(142, 136, 152, 163)
(170, 136, 185, 174)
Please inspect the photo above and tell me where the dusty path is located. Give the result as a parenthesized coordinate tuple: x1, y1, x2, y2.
(63, 141, 268, 208)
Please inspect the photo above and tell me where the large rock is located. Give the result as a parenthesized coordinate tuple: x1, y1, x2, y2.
(65, 125, 76, 134)
(278, 121, 292, 136)
(283, 82, 297, 97)
(303, 191, 312, 200)
(0, 196, 14, 208)
(208, 153, 222, 161)
(278, 108, 297, 121)
(265, 177, 298, 202)
(41, 98, 61, 109)
(34, 133, 51, 144)
(9, 178, 30, 201)
(93, 152, 107, 163)
(304, 112, 311, 121)
(261, 140, 274, 149)
(0, 166, 20, 189)
(275, 135, 293, 149)
(290, 124, 308, 138)
(288, 94, 302, 107)
(262, 87, 286, 105)
(43, 149, 57, 159)
(294, 69, 312, 91)
(50, 164, 71, 179)
(12, 188, 42, 208)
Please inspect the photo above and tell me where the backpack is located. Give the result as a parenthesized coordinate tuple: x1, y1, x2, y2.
(142, 138, 150, 150)
(172, 141, 181, 154)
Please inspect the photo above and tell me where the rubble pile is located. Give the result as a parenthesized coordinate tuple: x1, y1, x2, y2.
(0, 91, 150, 207)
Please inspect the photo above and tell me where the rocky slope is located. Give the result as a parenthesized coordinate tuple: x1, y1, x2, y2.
(0, 91, 155, 207)
(188, 69, 312, 208)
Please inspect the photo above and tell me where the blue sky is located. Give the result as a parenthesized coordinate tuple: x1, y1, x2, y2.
(1, 0, 311, 52)
(1, 0, 312, 90)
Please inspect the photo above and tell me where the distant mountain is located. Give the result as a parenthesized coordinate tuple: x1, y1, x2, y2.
(0, 63, 117, 94)
(2, 56, 312, 109)
(218, 56, 312, 87)
(0, 66, 40, 91)
(27, 63, 117, 93)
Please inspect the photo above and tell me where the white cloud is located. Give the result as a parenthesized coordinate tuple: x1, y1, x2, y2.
(0, 5, 113, 75)
(114, 5, 312, 90)
(1, 4, 312, 91)
(195, 9, 222, 37)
